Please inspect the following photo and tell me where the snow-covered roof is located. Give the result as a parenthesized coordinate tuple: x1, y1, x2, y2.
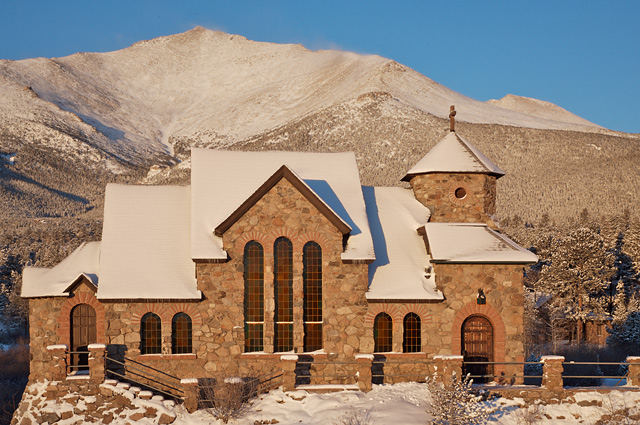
(402, 132, 505, 180)
(365, 187, 443, 301)
(97, 184, 201, 300)
(22, 242, 101, 298)
(424, 223, 538, 264)
(191, 149, 375, 262)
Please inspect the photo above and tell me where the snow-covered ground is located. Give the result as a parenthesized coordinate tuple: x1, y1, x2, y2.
(15, 380, 640, 425)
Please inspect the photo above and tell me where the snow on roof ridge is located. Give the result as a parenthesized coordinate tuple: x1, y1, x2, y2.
(22, 241, 101, 298)
(191, 149, 374, 261)
(402, 132, 505, 180)
(425, 222, 537, 264)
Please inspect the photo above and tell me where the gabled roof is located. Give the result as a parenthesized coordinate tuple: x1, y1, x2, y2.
(424, 223, 538, 264)
(191, 149, 375, 262)
(215, 165, 351, 236)
(97, 184, 201, 300)
(21, 242, 100, 298)
(365, 187, 443, 301)
(402, 132, 505, 181)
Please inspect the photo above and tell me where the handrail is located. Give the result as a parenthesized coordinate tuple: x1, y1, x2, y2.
(122, 356, 183, 382)
(105, 354, 185, 400)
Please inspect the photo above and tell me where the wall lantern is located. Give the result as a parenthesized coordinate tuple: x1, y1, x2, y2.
(477, 288, 486, 305)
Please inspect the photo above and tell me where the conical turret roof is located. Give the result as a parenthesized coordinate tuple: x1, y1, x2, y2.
(402, 132, 505, 181)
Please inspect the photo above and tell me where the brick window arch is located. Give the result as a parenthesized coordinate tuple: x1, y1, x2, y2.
(171, 313, 192, 354)
(374, 313, 392, 353)
(244, 241, 264, 352)
(303, 241, 322, 351)
(140, 312, 161, 354)
(403, 313, 421, 353)
(274, 237, 293, 352)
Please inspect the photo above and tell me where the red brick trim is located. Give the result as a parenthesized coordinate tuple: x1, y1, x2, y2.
(236, 231, 269, 248)
(131, 303, 171, 324)
(451, 301, 506, 374)
(165, 304, 203, 326)
(364, 303, 433, 326)
(57, 288, 106, 346)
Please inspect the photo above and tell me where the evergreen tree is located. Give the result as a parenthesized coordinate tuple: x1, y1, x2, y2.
(536, 226, 615, 343)
(612, 279, 628, 325)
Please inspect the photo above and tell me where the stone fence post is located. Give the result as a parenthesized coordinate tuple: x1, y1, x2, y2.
(541, 355, 564, 393)
(626, 356, 640, 386)
(280, 355, 298, 392)
(355, 354, 373, 392)
(46, 344, 68, 381)
(181, 378, 199, 413)
(433, 355, 463, 387)
(88, 343, 106, 383)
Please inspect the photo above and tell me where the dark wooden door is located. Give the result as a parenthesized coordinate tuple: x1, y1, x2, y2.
(461, 315, 493, 383)
(71, 304, 96, 369)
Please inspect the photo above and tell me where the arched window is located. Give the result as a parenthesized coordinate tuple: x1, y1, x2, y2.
(172, 313, 192, 354)
(70, 304, 96, 369)
(374, 313, 392, 352)
(274, 237, 293, 352)
(403, 313, 421, 353)
(303, 242, 322, 351)
(244, 241, 264, 352)
(141, 312, 161, 355)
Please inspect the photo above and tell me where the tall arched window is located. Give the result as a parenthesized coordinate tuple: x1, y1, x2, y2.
(172, 313, 192, 354)
(403, 313, 421, 353)
(374, 313, 392, 352)
(244, 241, 264, 352)
(274, 237, 293, 352)
(303, 242, 322, 352)
(141, 312, 161, 355)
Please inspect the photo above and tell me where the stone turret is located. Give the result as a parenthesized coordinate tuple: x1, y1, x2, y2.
(402, 130, 505, 226)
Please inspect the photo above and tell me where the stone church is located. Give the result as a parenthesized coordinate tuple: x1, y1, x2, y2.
(22, 120, 537, 387)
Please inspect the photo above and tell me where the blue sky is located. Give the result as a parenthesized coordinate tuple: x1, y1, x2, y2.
(1, 1, 638, 133)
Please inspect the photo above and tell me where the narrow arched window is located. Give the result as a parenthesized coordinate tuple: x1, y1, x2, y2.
(403, 313, 421, 353)
(374, 313, 392, 353)
(274, 237, 293, 352)
(141, 312, 161, 355)
(172, 313, 192, 354)
(244, 241, 264, 352)
(303, 242, 322, 352)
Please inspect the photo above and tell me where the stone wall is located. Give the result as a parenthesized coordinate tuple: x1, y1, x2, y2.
(408, 173, 497, 225)
(26, 177, 369, 385)
(363, 263, 525, 382)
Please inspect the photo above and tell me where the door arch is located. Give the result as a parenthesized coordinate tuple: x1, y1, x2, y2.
(461, 315, 493, 383)
(70, 304, 97, 370)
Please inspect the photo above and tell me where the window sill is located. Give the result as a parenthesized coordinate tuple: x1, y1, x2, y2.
(241, 352, 329, 359)
(136, 353, 197, 361)
(372, 352, 427, 359)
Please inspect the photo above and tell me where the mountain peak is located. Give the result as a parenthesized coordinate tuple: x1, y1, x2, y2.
(486, 94, 601, 129)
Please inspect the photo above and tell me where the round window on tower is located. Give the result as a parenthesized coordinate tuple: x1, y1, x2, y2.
(455, 187, 467, 199)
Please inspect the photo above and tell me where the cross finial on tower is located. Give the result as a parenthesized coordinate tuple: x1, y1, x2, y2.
(449, 105, 456, 132)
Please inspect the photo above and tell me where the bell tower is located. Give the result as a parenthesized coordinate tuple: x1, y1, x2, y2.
(402, 106, 505, 227)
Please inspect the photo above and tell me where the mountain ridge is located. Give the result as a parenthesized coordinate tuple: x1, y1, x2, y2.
(0, 27, 638, 223)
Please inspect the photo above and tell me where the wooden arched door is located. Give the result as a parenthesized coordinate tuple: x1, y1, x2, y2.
(71, 304, 96, 370)
(461, 315, 493, 383)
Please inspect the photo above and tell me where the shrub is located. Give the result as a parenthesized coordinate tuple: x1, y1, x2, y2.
(426, 373, 494, 425)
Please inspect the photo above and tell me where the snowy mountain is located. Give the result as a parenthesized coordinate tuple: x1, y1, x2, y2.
(0, 27, 638, 221)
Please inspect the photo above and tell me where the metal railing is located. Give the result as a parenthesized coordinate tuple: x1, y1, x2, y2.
(295, 359, 359, 385)
(196, 370, 283, 408)
(460, 360, 632, 387)
(66, 350, 90, 376)
(105, 355, 185, 401)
